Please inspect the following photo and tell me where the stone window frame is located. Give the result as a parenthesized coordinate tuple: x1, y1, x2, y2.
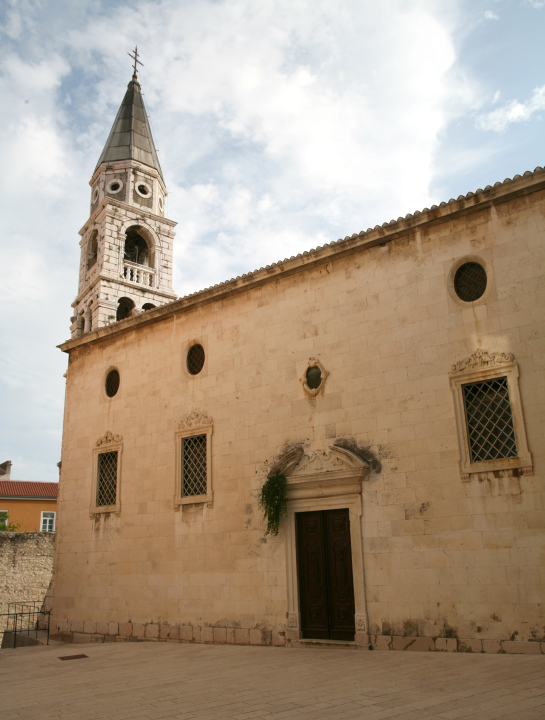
(449, 349, 533, 481)
(174, 412, 213, 508)
(41, 511, 56, 532)
(90, 432, 123, 516)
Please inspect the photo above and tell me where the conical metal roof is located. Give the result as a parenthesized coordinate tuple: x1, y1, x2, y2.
(95, 79, 163, 179)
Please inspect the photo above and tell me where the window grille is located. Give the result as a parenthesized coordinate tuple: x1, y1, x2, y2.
(105, 369, 120, 397)
(462, 377, 517, 462)
(454, 262, 487, 302)
(182, 435, 207, 496)
(97, 451, 118, 506)
(187, 344, 205, 375)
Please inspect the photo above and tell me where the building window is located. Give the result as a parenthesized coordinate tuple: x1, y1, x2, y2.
(300, 358, 329, 396)
(462, 377, 517, 462)
(41, 511, 56, 532)
(0, 510, 8, 530)
(105, 369, 120, 397)
(97, 452, 118, 506)
(187, 344, 205, 375)
(454, 262, 487, 302)
(91, 432, 123, 514)
(175, 413, 213, 507)
(449, 349, 532, 480)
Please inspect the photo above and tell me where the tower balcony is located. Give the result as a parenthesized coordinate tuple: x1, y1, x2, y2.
(123, 260, 156, 288)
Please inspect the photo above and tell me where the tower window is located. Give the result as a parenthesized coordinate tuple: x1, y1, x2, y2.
(87, 231, 98, 271)
(116, 297, 135, 321)
(97, 451, 118, 507)
(124, 227, 149, 266)
(135, 181, 152, 198)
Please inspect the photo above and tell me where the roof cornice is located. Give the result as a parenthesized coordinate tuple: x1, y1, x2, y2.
(59, 167, 545, 354)
(79, 197, 177, 237)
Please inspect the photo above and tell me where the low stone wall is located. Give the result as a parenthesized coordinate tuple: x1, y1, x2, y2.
(0, 532, 55, 632)
(51, 619, 545, 654)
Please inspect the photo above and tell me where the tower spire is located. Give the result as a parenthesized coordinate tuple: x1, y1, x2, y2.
(94, 65, 163, 179)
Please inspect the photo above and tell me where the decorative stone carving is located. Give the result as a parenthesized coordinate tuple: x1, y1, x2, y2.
(268, 446, 305, 478)
(176, 411, 213, 430)
(293, 446, 368, 476)
(287, 613, 299, 630)
(300, 357, 329, 396)
(96, 431, 122, 446)
(355, 615, 367, 633)
(451, 348, 514, 374)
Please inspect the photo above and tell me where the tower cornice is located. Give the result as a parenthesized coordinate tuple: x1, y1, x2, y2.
(79, 197, 177, 237)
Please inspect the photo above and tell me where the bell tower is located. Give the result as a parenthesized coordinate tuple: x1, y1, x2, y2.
(71, 58, 177, 337)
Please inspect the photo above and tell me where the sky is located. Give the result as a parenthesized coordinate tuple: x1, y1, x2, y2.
(1, 0, 544, 482)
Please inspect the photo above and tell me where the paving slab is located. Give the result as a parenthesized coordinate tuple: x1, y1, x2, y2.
(1, 642, 544, 720)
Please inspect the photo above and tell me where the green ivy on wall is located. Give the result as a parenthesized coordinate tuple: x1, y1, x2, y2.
(259, 474, 287, 536)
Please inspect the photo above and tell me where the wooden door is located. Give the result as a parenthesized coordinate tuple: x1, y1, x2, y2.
(296, 509, 356, 641)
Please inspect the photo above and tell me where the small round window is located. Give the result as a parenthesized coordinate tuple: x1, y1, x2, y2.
(454, 262, 487, 302)
(105, 369, 120, 397)
(107, 179, 123, 194)
(306, 366, 322, 390)
(187, 344, 205, 375)
(136, 182, 151, 198)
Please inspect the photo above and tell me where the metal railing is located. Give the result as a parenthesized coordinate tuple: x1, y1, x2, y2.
(1, 602, 50, 649)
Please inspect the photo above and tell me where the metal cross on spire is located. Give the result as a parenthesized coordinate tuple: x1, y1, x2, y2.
(128, 46, 144, 81)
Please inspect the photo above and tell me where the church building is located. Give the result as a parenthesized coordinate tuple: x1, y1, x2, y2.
(51, 70, 545, 653)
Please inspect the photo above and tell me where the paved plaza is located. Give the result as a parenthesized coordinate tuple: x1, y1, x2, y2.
(2, 641, 544, 720)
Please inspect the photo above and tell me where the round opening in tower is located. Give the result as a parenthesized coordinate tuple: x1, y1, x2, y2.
(124, 226, 149, 266)
(137, 184, 150, 196)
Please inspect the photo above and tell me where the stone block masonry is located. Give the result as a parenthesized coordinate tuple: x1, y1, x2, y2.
(0, 532, 55, 632)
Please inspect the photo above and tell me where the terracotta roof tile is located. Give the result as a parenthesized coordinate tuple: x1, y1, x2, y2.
(0, 481, 58, 499)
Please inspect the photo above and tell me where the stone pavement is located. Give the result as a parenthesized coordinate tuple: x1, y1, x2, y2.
(2, 642, 544, 720)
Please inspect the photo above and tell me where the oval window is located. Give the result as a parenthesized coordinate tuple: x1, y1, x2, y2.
(187, 344, 205, 375)
(454, 262, 487, 302)
(138, 184, 149, 196)
(105, 369, 120, 397)
(306, 366, 322, 390)
(107, 179, 123, 194)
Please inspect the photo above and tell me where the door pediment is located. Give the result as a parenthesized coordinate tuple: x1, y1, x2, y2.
(283, 446, 369, 500)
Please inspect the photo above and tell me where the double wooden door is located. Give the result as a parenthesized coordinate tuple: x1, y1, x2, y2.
(296, 509, 356, 641)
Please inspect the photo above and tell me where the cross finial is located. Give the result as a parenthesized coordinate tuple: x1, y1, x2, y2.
(128, 46, 144, 81)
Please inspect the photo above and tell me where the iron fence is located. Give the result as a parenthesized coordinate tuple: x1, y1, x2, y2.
(1, 601, 50, 649)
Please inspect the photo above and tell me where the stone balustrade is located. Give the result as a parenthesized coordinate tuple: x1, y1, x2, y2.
(123, 261, 156, 288)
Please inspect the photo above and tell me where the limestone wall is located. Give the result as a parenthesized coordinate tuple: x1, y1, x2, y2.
(53, 177, 545, 652)
(0, 532, 55, 632)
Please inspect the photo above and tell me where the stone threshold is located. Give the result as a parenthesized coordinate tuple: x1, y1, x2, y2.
(298, 638, 357, 649)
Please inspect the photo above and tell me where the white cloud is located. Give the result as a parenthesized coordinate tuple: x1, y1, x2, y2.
(477, 84, 545, 132)
(484, 10, 499, 19)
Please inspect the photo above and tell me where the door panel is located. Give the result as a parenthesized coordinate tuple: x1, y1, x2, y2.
(296, 509, 356, 641)
(296, 512, 329, 639)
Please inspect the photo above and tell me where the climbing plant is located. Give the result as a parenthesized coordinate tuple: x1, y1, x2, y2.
(259, 474, 287, 536)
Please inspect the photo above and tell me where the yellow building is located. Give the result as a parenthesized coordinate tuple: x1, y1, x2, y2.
(0, 480, 58, 532)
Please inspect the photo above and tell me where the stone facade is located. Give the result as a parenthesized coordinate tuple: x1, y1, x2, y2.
(52, 167, 545, 653)
(0, 532, 55, 632)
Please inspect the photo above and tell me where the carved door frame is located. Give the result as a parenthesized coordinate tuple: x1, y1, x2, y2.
(270, 445, 370, 646)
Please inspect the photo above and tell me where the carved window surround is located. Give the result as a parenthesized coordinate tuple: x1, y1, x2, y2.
(269, 445, 370, 646)
(449, 349, 533, 481)
(90, 431, 123, 516)
(174, 412, 213, 508)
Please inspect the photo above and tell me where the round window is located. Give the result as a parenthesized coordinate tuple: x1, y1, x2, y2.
(105, 369, 120, 397)
(92, 187, 99, 203)
(136, 182, 151, 198)
(306, 366, 322, 390)
(187, 344, 205, 375)
(107, 179, 123, 194)
(454, 262, 487, 302)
